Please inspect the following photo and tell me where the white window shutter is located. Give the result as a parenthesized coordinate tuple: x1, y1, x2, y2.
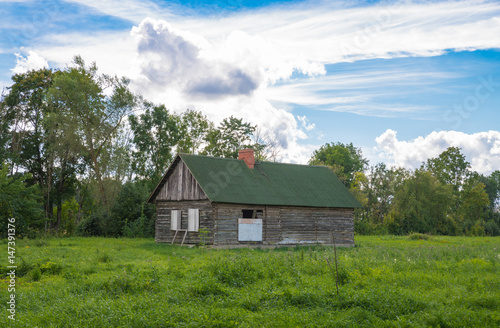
(171, 210, 180, 230)
(194, 209, 199, 231)
(188, 209, 199, 232)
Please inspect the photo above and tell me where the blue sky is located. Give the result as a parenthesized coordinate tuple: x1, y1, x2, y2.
(1, 0, 500, 174)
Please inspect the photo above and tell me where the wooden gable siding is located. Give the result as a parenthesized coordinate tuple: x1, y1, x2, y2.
(155, 200, 214, 244)
(156, 159, 208, 201)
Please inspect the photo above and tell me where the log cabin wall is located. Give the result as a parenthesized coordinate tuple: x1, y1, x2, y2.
(155, 200, 214, 245)
(212, 204, 354, 247)
(154, 159, 213, 245)
(213, 204, 267, 246)
(279, 206, 354, 246)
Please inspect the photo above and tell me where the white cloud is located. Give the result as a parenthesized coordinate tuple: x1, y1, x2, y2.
(131, 18, 262, 99)
(35, 31, 138, 79)
(172, 0, 500, 62)
(297, 115, 316, 131)
(126, 18, 321, 163)
(375, 129, 500, 175)
(265, 64, 459, 118)
(12, 0, 500, 164)
(62, 0, 171, 24)
(11, 50, 49, 74)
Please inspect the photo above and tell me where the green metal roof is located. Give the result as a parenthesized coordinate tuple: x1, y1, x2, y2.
(174, 154, 361, 208)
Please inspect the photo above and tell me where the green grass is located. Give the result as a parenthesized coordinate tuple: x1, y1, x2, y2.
(1, 236, 500, 327)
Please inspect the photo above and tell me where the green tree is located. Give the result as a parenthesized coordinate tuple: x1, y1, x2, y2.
(43, 106, 81, 232)
(177, 109, 212, 154)
(479, 170, 500, 235)
(48, 55, 135, 209)
(366, 163, 405, 225)
(0, 163, 43, 237)
(425, 147, 473, 223)
(479, 170, 500, 212)
(203, 116, 255, 158)
(425, 147, 470, 193)
(106, 181, 155, 237)
(457, 175, 490, 235)
(309, 142, 368, 187)
(0, 93, 14, 164)
(1, 68, 58, 223)
(129, 101, 180, 180)
(52, 197, 79, 235)
(1, 68, 56, 172)
(389, 169, 454, 235)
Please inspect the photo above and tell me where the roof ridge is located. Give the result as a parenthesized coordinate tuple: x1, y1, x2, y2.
(180, 153, 328, 169)
(256, 161, 329, 169)
(179, 153, 240, 161)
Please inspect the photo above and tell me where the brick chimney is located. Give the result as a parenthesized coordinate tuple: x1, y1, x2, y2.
(238, 148, 255, 169)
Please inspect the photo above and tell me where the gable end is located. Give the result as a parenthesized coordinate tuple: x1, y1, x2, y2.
(147, 155, 208, 203)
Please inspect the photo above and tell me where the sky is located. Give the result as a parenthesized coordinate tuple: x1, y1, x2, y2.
(1, 0, 499, 175)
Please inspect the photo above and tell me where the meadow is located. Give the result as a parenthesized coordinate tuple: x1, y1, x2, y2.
(1, 235, 499, 327)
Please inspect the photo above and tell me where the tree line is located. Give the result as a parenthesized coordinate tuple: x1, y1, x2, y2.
(1, 56, 499, 238)
(0, 56, 280, 238)
(310, 143, 500, 236)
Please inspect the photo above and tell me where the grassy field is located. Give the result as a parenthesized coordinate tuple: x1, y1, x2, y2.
(1, 235, 500, 327)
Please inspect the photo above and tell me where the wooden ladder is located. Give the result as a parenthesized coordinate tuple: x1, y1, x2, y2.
(171, 229, 188, 246)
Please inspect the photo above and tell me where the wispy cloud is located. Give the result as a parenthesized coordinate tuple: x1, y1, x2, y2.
(62, 0, 172, 23)
(174, 0, 500, 62)
(266, 66, 452, 118)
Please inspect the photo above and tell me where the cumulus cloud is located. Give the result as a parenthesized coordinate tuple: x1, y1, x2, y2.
(12, 50, 48, 74)
(128, 18, 320, 163)
(131, 18, 261, 99)
(376, 129, 500, 175)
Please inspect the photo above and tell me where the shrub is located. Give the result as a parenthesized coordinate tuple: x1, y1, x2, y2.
(40, 261, 63, 275)
(75, 214, 102, 236)
(108, 181, 155, 237)
(484, 219, 500, 236)
(34, 239, 47, 247)
(408, 233, 431, 240)
(31, 267, 41, 282)
(97, 253, 112, 263)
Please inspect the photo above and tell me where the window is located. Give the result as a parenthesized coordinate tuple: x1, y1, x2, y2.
(242, 209, 263, 219)
(188, 208, 199, 232)
(242, 209, 254, 218)
(171, 210, 181, 231)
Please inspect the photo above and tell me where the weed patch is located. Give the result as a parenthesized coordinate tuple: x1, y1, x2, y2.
(408, 233, 432, 240)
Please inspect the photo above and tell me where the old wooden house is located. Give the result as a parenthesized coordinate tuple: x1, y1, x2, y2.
(147, 149, 360, 247)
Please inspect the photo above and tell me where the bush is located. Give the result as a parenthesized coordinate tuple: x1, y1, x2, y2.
(75, 214, 102, 236)
(408, 233, 431, 240)
(484, 216, 500, 236)
(0, 163, 44, 238)
(108, 181, 155, 237)
(97, 253, 112, 263)
(355, 218, 389, 235)
(31, 267, 41, 282)
(467, 221, 486, 236)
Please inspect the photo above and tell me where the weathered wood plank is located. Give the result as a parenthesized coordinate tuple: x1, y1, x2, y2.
(157, 200, 354, 246)
(155, 200, 214, 244)
(156, 160, 208, 201)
